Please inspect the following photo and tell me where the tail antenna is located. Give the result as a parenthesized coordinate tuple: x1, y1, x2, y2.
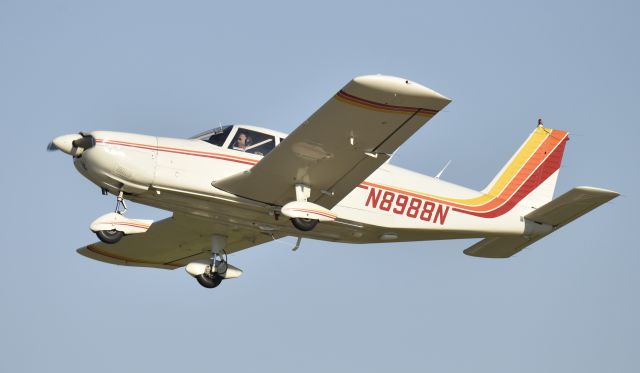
(435, 160, 452, 180)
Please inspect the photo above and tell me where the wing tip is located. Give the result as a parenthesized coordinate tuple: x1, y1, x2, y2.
(573, 186, 620, 199)
(351, 74, 451, 105)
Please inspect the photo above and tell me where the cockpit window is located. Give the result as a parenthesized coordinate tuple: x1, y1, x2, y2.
(194, 125, 233, 147)
(229, 128, 276, 156)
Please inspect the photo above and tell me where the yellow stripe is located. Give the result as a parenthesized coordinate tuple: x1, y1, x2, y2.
(486, 127, 549, 196)
(443, 127, 549, 204)
(365, 127, 551, 206)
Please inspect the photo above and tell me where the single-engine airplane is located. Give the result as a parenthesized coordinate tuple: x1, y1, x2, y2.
(48, 75, 618, 289)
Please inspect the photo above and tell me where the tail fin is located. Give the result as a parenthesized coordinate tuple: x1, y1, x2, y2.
(483, 126, 569, 210)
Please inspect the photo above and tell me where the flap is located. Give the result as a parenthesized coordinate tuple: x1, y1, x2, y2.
(214, 75, 450, 208)
(77, 213, 279, 269)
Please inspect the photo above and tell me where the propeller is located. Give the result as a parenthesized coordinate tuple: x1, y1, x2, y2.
(47, 133, 95, 155)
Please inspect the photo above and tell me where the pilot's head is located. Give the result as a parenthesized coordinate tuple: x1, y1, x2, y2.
(236, 133, 247, 147)
(236, 133, 251, 149)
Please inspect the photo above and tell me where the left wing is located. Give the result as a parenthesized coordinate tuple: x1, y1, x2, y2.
(78, 213, 280, 269)
(214, 75, 450, 208)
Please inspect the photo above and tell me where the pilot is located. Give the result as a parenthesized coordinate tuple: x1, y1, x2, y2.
(233, 132, 252, 151)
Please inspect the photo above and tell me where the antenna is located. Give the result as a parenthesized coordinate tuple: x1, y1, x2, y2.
(435, 160, 451, 179)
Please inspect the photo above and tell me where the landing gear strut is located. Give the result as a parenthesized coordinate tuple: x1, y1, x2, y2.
(281, 183, 332, 232)
(195, 235, 228, 289)
(95, 191, 128, 244)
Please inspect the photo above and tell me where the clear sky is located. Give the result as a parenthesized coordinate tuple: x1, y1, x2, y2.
(1, 0, 638, 372)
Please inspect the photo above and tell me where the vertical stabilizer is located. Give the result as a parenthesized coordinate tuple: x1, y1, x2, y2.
(482, 126, 569, 210)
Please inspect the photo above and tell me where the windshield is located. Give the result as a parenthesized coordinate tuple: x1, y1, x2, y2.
(192, 125, 233, 147)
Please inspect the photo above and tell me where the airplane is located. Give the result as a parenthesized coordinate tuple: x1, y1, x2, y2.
(47, 75, 619, 289)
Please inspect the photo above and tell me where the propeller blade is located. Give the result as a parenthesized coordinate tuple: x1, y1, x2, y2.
(47, 141, 59, 151)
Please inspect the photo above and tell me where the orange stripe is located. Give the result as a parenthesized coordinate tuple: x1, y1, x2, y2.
(359, 129, 568, 215)
(335, 90, 439, 117)
(86, 245, 180, 267)
(290, 208, 337, 219)
(100, 221, 150, 229)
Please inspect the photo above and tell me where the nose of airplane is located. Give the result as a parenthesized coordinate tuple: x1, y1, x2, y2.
(47, 133, 95, 156)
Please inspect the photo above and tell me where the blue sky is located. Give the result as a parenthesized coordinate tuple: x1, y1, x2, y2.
(1, 1, 638, 372)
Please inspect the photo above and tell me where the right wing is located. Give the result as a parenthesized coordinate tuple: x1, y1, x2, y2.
(78, 213, 282, 269)
(464, 186, 619, 258)
(214, 75, 450, 208)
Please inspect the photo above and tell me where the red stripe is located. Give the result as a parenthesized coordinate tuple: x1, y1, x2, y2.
(289, 208, 337, 219)
(358, 135, 568, 219)
(96, 139, 258, 166)
(336, 90, 439, 115)
(101, 221, 150, 228)
(452, 138, 567, 218)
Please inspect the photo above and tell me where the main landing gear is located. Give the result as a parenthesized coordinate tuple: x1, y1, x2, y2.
(195, 251, 226, 289)
(291, 218, 319, 231)
(90, 191, 153, 245)
(281, 184, 334, 232)
(96, 192, 127, 244)
(96, 229, 124, 244)
(185, 235, 243, 289)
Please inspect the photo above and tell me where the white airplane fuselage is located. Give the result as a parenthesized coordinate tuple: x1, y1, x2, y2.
(72, 129, 545, 245)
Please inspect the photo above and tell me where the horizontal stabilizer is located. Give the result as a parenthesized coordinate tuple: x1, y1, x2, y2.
(524, 186, 619, 227)
(463, 235, 544, 258)
(464, 186, 618, 258)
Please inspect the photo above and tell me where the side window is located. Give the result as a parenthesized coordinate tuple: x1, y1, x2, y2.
(205, 126, 232, 146)
(229, 129, 276, 156)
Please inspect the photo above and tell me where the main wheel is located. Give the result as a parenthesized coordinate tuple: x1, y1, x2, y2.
(96, 229, 124, 244)
(196, 273, 223, 289)
(291, 218, 319, 231)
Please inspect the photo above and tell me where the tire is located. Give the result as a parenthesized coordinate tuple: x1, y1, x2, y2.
(96, 229, 124, 244)
(196, 273, 223, 289)
(291, 218, 319, 231)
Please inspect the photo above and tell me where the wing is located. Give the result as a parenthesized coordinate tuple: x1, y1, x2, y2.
(464, 186, 619, 258)
(214, 75, 450, 208)
(78, 213, 281, 269)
